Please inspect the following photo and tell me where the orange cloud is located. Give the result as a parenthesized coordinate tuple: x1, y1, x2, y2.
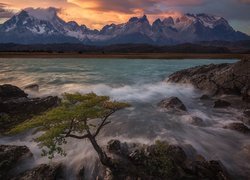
(2, 0, 196, 29)
(61, 0, 187, 29)
(1, 0, 249, 35)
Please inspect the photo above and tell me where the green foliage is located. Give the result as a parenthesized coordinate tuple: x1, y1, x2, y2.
(9, 93, 129, 159)
(145, 141, 175, 178)
(0, 114, 11, 123)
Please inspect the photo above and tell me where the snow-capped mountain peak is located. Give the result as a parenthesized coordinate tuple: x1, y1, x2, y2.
(0, 7, 97, 42)
(128, 15, 149, 24)
(0, 8, 249, 45)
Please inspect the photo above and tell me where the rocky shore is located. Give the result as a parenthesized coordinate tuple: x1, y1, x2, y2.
(167, 59, 250, 133)
(0, 84, 60, 133)
(0, 59, 249, 179)
(0, 140, 231, 180)
(168, 59, 249, 100)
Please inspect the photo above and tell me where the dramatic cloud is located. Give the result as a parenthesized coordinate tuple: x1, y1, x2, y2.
(0, 0, 249, 34)
(68, 0, 202, 14)
(0, 3, 16, 23)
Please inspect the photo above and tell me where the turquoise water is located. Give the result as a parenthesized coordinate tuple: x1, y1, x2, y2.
(1, 58, 249, 178)
(0, 58, 238, 87)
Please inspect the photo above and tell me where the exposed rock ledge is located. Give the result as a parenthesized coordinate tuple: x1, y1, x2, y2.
(103, 140, 231, 180)
(1, 141, 231, 180)
(0, 145, 33, 179)
(0, 84, 60, 132)
(167, 59, 250, 102)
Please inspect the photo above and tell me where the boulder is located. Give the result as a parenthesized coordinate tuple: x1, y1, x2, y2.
(166, 145, 187, 164)
(107, 140, 122, 153)
(0, 84, 60, 132)
(106, 140, 230, 180)
(168, 60, 249, 97)
(243, 109, 250, 118)
(107, 140, 129, 156)
(184, 116, 204, 126)
(158, 97, 187, 112)
(10, 163, 64, 180)
(186, 160, 230, 180)
(24, 84, 39, 92)
(200, 94, 211, 100)
(0, 84, 27, 101)
(214, 100, 231, 108)
(0, 145, 32, 179)
(224, 123, 250, 134)
(0, 96, 60, 115)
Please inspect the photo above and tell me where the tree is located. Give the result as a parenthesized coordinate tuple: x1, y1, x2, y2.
(9, 93, 129, 169)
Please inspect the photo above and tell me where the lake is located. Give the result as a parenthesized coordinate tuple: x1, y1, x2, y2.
(1, 58, 248, 179)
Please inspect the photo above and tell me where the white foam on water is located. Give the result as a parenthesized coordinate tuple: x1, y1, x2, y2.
(1, 58, 248, 178)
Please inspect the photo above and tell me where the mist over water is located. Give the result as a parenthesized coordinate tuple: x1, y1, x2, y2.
(1, 58, 249, 179)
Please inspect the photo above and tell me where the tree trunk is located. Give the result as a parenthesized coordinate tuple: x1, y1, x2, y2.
(87, 135, 114, 169)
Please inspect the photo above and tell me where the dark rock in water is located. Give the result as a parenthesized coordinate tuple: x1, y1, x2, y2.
(10, 164, 64, 180)
(214, 100, 231, 108)
(168, 60, 250, 97)
(106, 140, 230, 180)
(244, 109, 250, 118)
(77, 165, 85, 180)
(158, 97, 187, 112)
(24, 84, 39, 92)
(166, 145, 187, 164)
(107, 140, 129, 156)
(107, 140, 122, 152)
(189, 116, 204, 126)
(241, 85, 250, 103)
(0, 84, 60, 132)
(0, 145, 32, 179)
(0, 84, 27, 101)
(224, 123, 250, 134)
(186, 159, 230, 180)
(0, 96, 60, 115)
(200, 94, 211, 100)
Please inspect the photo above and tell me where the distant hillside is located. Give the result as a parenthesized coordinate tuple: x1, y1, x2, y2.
(2, 41, 250, 54)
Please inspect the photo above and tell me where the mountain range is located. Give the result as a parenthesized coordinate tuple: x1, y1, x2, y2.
(0, 7, 249, 45)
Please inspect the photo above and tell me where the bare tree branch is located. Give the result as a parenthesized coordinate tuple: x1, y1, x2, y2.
(66, 134, 89, 139)
(65, 118, 75, 137)
(94, 110, 116, 138)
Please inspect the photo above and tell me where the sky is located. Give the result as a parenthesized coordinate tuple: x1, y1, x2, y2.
(0, 0, 250, 34)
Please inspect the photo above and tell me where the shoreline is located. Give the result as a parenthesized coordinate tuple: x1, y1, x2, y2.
(0, 52, 249, 59)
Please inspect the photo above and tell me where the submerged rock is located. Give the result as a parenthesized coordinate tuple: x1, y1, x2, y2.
(200, 94, 211, 100)
(158, 97, 187, 112)
(224, 123, 250, 134)
(24, 84, 39, 92)
(185, 116, 205, 126)
(244, 109, 250, 118)
(214, 100, 231, 108)
(10, 163, 64, 180)
(0, 145, 32, 179)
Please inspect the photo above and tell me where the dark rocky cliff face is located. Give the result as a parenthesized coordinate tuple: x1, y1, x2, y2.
(167, 59, 249, 100)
